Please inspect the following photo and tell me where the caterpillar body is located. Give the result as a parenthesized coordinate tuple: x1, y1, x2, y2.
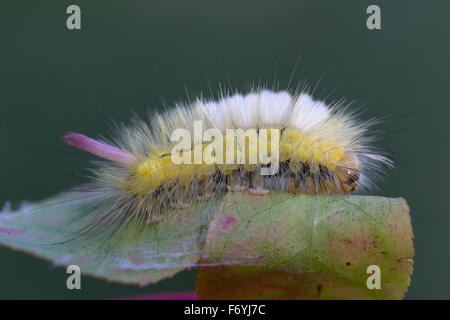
(64, 89, 391, 228)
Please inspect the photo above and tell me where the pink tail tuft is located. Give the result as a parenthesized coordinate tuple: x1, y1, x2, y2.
(64, 132, 137, 166)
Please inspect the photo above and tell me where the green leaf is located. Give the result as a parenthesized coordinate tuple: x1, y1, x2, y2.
(196, 192, 414, 299)
(0, 191, 218, 286)
(0, 190, 414, 298)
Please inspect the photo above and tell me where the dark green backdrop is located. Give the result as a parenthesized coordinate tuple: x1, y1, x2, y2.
(0, 0, 448, 299)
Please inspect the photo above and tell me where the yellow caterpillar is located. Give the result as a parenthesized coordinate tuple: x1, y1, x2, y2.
(65, 89, 391, 225)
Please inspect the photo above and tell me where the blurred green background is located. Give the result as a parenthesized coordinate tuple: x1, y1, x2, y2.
(0, 0, 448, 299)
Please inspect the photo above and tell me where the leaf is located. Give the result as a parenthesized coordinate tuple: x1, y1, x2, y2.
(0, 190, 218, 286)
(196, 192, 414, 299)
(0, 190, 414, 298)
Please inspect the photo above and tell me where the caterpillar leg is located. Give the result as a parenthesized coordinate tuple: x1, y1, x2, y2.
(249, 167, 270, 196)
(197, 177, 215, 202)
(226, 171, 247, 192)
(287, 177, 299, 194)
(145, 215, 164, 225)
(170, 185, 191, 209)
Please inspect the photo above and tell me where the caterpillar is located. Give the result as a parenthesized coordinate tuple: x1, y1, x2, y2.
(64, 88, 391, 230)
